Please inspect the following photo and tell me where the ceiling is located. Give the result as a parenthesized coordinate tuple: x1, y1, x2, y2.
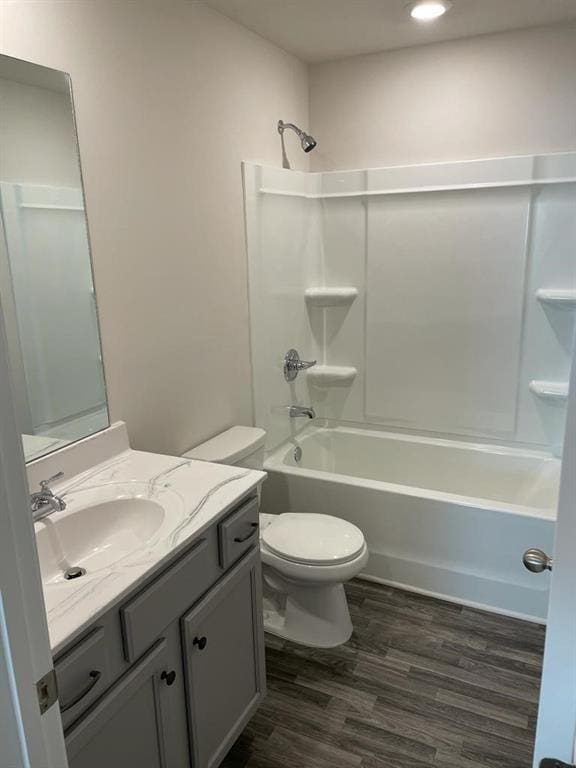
(201, 0, 576, 63)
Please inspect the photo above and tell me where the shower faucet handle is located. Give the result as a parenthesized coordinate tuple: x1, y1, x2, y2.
(296, 359, 317, 370)
(283, 349, 317, 382)
(39, 471, 64, 491)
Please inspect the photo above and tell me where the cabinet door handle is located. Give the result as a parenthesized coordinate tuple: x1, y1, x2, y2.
(160, 670, 176, 686)
(234, 523, 259, 543)
(193, 636, 208, 651)
(61, 670, 102, 713)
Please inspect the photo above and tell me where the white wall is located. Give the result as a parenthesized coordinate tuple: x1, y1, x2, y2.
(0, 0, 310, 455)
(310, 24, 576, 172)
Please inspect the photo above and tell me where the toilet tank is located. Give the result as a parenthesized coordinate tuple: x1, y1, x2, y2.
(183, 426, 266, 469)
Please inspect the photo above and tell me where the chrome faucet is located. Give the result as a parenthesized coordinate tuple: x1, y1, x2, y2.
(288, 405, 316, 420)
(283, 349, 317, 382)
(31, 472, 66, 523)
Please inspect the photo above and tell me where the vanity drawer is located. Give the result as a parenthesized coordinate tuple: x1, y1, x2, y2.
(121, 532, 220, 663)
(56, 626, 110, 729)
(218, 495, 260, 569)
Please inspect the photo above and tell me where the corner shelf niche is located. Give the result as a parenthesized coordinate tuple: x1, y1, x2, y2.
(305, 287, 358, 307)
(307, 366, 357, 387)
(529, 380, 569, 403)
(536, 289, 576, 309)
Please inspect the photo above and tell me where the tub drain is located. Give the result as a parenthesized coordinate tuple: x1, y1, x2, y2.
(64, 566, 86, 580)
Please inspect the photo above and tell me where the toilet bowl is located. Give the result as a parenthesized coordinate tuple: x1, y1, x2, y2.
(183, 426, 368, 648)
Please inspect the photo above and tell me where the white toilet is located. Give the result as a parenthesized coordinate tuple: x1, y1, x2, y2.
(184, 426, 369, 648)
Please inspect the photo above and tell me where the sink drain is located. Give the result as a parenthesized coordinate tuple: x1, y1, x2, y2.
(64, 566, 86, 580)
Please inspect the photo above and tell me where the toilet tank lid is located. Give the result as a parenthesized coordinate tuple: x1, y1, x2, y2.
(183, 426, 266, 464)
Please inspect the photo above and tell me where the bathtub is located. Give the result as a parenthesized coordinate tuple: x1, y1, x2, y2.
(262, 424, 560, 622)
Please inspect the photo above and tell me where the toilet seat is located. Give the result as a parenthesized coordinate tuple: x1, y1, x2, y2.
(262, 513, 365, 566)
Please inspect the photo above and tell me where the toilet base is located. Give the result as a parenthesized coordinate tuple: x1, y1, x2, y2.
(262, 579, 353, 648)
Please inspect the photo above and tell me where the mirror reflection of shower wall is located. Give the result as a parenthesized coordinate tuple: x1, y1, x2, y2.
(0, 56, 108, 461)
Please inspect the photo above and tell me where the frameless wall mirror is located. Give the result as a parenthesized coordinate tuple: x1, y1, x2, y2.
(0, 54, 108, 462)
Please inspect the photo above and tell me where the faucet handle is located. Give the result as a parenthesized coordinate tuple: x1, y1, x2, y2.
(297, 359, 317, 371)
(39, 471, 64, 492)
(283, 349, 317, 382)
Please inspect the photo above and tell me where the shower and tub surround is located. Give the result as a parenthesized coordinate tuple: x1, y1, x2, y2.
(243, 152, 576, 619)
(263, 424, 558, 621)
(244, 153, 576, 457)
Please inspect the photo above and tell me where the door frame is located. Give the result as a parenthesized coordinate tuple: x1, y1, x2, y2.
(533, 341, 576, 766)
(0, 293, 68, 766)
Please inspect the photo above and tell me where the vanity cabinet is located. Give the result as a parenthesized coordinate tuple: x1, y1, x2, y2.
(183, 547, 265, 768)
(58, 493, 265, 768)
(66, 630, 186, 768)
(55, 626, 111, 726)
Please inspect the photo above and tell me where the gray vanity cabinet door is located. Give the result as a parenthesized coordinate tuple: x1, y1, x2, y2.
(66, 633, 187, 768)
(182, 547, 266, 768)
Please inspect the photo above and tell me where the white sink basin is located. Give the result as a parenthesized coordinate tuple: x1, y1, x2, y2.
(36, 482, 183, 584)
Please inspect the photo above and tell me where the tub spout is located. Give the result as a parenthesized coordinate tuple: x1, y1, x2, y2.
(288, 406, 316, 420)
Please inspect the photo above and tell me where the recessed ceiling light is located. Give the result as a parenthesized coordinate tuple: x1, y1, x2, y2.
(410, 1, 452, 21)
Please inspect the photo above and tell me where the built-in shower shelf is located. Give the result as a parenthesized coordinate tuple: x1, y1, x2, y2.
(536, 289, 576, 309)
(529, 380, 569, 402)
(19, 203, 84, 211)
(307, 366, 357, 387)
(304, 287, 359, 307)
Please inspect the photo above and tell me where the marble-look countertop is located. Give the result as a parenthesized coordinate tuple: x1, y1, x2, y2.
(36, 448, 265, 655)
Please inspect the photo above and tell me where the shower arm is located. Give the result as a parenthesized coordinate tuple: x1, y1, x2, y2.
(278, 121, 305, 140)
(278, 120, 317, 167)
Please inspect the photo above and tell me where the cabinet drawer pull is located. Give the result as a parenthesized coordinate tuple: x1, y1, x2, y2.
(61, 670, 102, 713)
(193, 636, 208, 651)
(234, 523, 259, 543)
(160, 670, 176, 686)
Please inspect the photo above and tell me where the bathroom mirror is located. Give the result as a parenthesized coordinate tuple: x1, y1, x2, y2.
(0, 55, 108, 461)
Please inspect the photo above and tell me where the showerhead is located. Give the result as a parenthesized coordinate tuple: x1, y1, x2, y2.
(301, 132, 317, 153)
(278, 120, 317, 154)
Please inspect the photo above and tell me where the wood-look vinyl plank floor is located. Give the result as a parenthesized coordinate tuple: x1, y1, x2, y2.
(221, 580, 545, 768)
